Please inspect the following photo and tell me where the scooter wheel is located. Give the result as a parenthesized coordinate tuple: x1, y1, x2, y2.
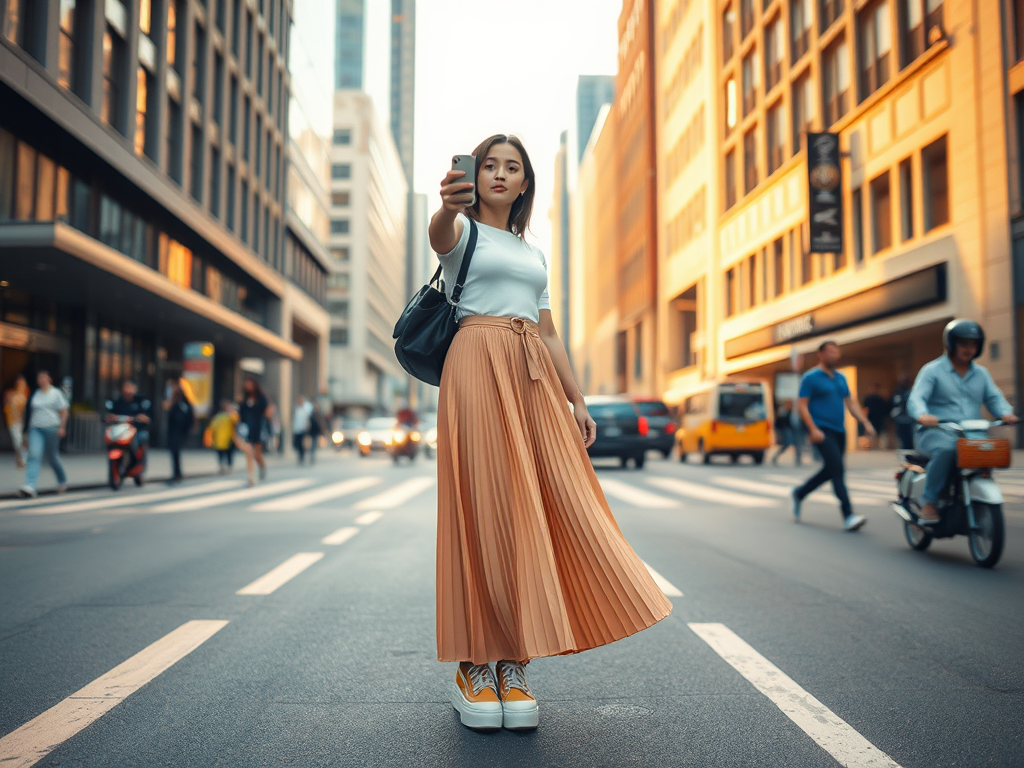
(109, 465, 122, 491)
(969, 502, 1005, 568)
(903, 520, 932, 551)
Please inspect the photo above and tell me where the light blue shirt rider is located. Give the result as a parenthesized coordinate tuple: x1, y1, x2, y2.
(907, 356, 1012, 427)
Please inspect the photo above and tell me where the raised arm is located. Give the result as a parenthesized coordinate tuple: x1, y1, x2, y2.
(429, 169, 474, 254)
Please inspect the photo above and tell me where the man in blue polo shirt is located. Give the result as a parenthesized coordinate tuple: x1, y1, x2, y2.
(791, 341, 876, 531)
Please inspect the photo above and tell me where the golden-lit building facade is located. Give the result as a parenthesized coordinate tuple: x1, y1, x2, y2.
(1003, 0, 1024, 427)
(616, 0, 660, 395)
(654, 0, 718, 405)
(700, 0, 1016, 426)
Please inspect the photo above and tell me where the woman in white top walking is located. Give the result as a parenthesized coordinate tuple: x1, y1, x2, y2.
(20, 371, 69, 497)
(430, 135, 671, 731)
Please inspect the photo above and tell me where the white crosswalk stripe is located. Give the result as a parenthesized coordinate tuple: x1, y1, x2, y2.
(248, 477, 382, 512)
(353, 477, 435, 509)
(151, 478, 315, 513)
(599, 478, 680, 508)
(647, 476, 777, 508)
(18, 480, 245, 516)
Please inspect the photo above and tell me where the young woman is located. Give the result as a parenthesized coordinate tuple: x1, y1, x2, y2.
(430, 135, 672, 731)
(235, 376, 273, 486)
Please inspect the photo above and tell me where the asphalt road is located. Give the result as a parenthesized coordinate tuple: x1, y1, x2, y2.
(0, 448, 1022, 767)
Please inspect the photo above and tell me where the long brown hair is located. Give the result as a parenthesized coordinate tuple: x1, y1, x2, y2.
(465, 134, 536, 239)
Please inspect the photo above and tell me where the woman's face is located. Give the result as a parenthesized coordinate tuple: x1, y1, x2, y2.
(476, 143, 528, 209)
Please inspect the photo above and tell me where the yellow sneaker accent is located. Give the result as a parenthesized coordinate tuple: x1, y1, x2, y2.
(495, 661, 539, 730)
(450, 663, 502, 730)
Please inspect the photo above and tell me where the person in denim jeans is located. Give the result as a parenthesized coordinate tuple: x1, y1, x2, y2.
(20, 371, 69, 497)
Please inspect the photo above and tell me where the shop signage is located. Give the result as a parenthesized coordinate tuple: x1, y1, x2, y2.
(807, 132, 843, 254)
(724, 264, 947, 360)
(183, 342, 215, 418)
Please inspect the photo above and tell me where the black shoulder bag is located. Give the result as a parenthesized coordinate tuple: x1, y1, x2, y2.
(393, 219, 478, 386)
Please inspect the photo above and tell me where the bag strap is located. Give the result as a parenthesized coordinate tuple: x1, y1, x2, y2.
(429, 219, 479, 304)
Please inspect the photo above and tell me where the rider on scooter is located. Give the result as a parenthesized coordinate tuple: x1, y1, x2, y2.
(907, 320, 1019, 524)
(105, 380, 152, 473)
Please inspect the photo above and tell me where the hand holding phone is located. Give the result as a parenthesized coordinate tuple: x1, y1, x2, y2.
(449, 154, 476, 207)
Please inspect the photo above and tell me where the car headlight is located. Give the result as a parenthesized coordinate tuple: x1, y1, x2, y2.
(410, 430, 420, 441)
(393, 429, 406, 443)
(332, 430, 344, 444)
(425, 428, 437, 443)
(357, 432, 371, 446)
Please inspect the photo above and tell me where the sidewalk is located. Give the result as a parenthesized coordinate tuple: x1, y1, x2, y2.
(0, 447, 296, 498)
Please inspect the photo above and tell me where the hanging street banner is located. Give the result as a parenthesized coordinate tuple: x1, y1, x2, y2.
(183, 342, 215, 418)
(807, 132, 844, 254)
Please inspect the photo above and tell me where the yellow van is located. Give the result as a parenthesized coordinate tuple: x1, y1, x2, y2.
(675, 381, 771, 464)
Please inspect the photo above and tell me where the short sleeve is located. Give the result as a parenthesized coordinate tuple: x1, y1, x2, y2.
(798, 373, 814, 399)
(534, 245, 551, 311)
(839, 375, 851, 398)
(437, 213, 471, 265)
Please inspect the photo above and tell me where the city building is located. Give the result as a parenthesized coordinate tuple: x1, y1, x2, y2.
(616, 0, 659, 396)
(573, 75, 616, 165)
(327, 90, 407, 413)
(705, 0, 1016, 445)
(1004, 0, 1024, 434)
(571, 103, 620, 396)
(548, 131, 571, 348)
(654, 0, 716, 404)
(0, 0, 329, 450)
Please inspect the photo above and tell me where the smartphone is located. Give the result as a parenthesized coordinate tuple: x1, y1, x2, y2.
(451, 154, 476, 207)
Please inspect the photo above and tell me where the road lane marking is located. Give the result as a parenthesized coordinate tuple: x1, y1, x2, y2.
(0, 490, 109, 511)
(0, 620, 228, 768)
(758, 476, 888, 506)
(598, 478, 680, 508)
(353, 477, 435, 509)
(642, 561, 683, 596)
(20, 480, 245, 515)
(689, 623, 902, 768)
(236, 552, 324, 595)
(152, 478, 314, 513)
(322, 526, 360, 545)
(353, 510, 383, 525)
(248, 477, 381, 511)
(713, 476, 794, 497)
(647, 477, 777, 508)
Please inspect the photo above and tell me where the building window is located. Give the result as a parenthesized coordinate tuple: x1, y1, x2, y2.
(58, 0, 78, 91)
(791, 0, 811, 62)
(190, 126, 203, 202)
(226, 163, 236, 230)
(743, 128, 758, 194)
(240, 179, 249, 243)
(772, 238, 785, 296)
(331, 191, 350, 206)
(243, 96, 251, 160)
(922, 135, 948, 230)
(229, 75, 239, 143)
(725, 150, 737, 210)
(800, 227, 813, 284)
(215, 0, 226, 32)
(870, 170, 892, 253)
(723, 4, 736, 63)
(852, 186, 864, 263)
(167, 1, 179, 70)
(332, 163, 351, 180)
(821, 0, 844, 32)
(740, 0, 754, 39)
(245, 11, 253, 76)
(765, 15, 783, 91)
(746, 253, 757, 308)
(331, 247, 350, 261)
(333, 128, 352, 145)
(210, 146, 221, 218)
(766, 100, 784, 174)
(232, 0, 241, 56)
(898, 156, 913, 241)
(255, 114, 262, 176)
(213, 53, 224, 126)
(102, 27, 124, 129)
(725, 78, 738, 133)
(725, 267, 737, 316)
(330, 328, 349, 345)
(167, 98, 183, 182)
(859, 1, 892, 100)
(792, 73, 814, 154)
(823, 39, 850, 126)
(134, 67, 152, 156)
(331, 219, 350, 235)
(902, 0, 943, 65)
(742, 51, 759, 117)
(192, 20, 206, 104)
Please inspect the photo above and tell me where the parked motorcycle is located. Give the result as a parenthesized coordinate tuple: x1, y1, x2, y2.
(104, 414, 147, 490)
(891, 419, 1009, 568)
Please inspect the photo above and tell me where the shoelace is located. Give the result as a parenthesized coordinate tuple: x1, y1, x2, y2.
(466, 664, 497, 696)
(497, 662, 531, 696)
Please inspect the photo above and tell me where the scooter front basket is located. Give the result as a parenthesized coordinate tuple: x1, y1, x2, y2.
(956, 438, 1011, 469)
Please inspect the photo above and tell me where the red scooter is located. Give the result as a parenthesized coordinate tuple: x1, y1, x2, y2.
(104, 416, 146, 490)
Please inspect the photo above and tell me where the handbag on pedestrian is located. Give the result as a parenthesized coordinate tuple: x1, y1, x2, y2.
(392, 220, 478, 386)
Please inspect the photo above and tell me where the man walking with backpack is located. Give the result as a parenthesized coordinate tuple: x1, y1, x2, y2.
(790, 341, 876, 531)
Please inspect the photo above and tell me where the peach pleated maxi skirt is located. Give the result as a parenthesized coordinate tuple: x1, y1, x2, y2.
(436, 315, 672, 664)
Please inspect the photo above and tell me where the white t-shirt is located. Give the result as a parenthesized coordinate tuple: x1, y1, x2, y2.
(293, 401, 314, 434)
(438, 213, 550, 323)
(29, 387, 69, 429)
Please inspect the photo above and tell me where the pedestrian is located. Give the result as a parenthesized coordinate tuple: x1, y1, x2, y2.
(307, 401, 324, 465)
(292, 395, 313, 465)
(890, 376, 915, 450)
(19, 371, 69, 497)
(164, 378, 195, 484)
(862, 383, 890, 449)
(790, 341, 876, 531)
(208, 400, 238, 473)
(431, 134, 671, 732)
(4, 374, 29, 468)
(771, 399, 802, 466)
(235, 376, 273, 485)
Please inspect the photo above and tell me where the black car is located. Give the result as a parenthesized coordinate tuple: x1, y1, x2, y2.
(631, 398, 675, 458)
(585, 396, 650, 469)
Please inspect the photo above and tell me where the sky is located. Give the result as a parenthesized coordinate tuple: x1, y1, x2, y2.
(413, 0, 623, 255)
